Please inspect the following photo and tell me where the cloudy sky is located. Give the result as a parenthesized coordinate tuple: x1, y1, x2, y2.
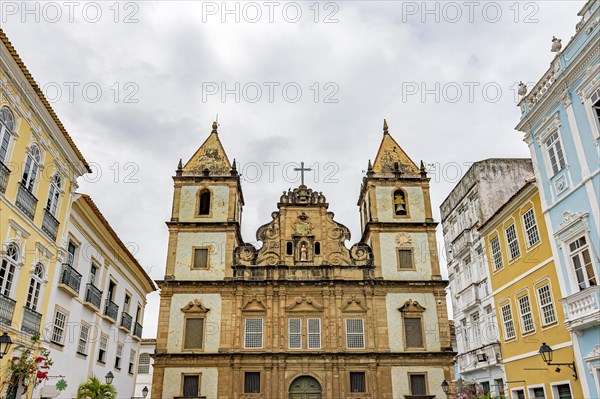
(1, 0, 584, 336)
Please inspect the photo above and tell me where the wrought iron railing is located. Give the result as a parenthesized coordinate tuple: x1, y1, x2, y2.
(85, 284, 101, 309)
(15, 182, 38, 220)
(104, 300, 119, 321)
(42, 209, 60, 241)
(59, 264, 82, 294)
(121, 312, 133, 331)
(134, 322, 143, 338)
(0, 294, 16, 325)
(0, 161, 10, 194)
(21, 306, 42, 335)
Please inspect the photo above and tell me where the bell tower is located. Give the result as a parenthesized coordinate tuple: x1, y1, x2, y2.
(357, 120, 441, 280)
(164, 121, 244, 281)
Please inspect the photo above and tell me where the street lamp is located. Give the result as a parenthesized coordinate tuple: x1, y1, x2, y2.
(105, 371, 114, 385)
(142, 386, 149, 398)
(441, 380, 450, 395)
(539, 342, 578, 380)
(0, 332, 13, 359)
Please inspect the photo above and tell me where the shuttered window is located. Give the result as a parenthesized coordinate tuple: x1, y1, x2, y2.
(244, 372, 260, 393)
(288, 318, 302, 349)
(183, 375, 199, 397)
(346, 319, 365, 349)
(350, 372, 366, 393)
(244, 318, 263, 349)
(184, 318, 204, 349)
(410, 374, 427, 396)
(404, 317, 424, 348)
(398, 249, 413, 269)
(307, 318, 321, 349)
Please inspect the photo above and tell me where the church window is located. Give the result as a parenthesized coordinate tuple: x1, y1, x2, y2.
(409, 374, 427, 396)
(288, 318, 302, 349)
(286, 242, 293, 255)
(184, 317, 204, 349)
(244, 318, 263, 349)
(404, 317, 424, 348)
(244, 372, 260, 393)
(307, 318, 321, 349)
(393, 189, 408, 216)
(350, 372, 366, 393)
(192, 248, 209, 269)
(182, 375, 200, 397)
(198, 189, 211, 215)
(397, 249, 413, 269)
(345, 318, 365, 349)
(314, 242, 321, 256)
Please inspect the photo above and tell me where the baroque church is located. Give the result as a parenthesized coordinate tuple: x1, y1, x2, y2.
(152, 121, 454, 399)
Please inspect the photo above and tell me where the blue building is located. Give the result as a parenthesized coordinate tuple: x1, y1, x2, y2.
(515, 1, 600, 397)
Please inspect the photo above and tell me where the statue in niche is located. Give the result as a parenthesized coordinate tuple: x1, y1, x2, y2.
(300, 243, 308, 261)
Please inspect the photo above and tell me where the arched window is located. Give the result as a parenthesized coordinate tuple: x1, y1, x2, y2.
(314, 242, 321, 256)
(137, 352, 151, 374)
(286, 242, 293, 256)
(22, 144, 41, 192)
(0, 106, 15, 164)
(393, 189, 408, 216)
(25, 263, 44, 310)
(198, 190, 211, 215)
(46, 174, 62, 216)
(0, 243, 19, 297)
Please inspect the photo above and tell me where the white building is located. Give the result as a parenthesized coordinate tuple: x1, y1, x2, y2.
(134, 339, 155, 399)
(439, 159, 533, 394)
(39, 194, 156, 399)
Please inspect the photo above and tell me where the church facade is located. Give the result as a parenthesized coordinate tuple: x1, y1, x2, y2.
(151, 121, 454, 399)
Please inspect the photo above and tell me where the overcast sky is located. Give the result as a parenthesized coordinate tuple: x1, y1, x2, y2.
(1, 0, 584, 337)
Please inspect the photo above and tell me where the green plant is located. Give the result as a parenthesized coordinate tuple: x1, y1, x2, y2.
(2, 334, 53, 396)
(76, 376, 117, 399)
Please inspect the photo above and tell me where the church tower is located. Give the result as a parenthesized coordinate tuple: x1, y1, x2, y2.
(152, 120, 454, 399)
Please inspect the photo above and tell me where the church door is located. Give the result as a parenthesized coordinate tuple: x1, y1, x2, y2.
(289, 376, 322, 399)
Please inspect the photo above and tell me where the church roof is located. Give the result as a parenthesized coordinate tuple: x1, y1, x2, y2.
(182, 121, 232, 176)
(371, 119, 419, 176)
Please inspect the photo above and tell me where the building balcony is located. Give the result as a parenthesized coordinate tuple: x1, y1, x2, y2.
(0, 294, 16, 325)
(562, 285, 600, 331)
(457, 343, 503, 374)
(58, 264, 82, 296)
(451, 228, 473, 256)
(104, 300, 119, 321)
(133, 322, 143, 339)
(458, 285, 480, 311)
(84, 284, 101, 310)
(21, 306, 42, 335)
(15, 182, 38, 220)
(0, 161, 10, 194)
(41, 209, 60, 241)
(120, 312, 132, 331)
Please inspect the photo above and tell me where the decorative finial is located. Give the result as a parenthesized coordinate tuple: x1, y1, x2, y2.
(176, 158, 183, 177)
(420, 160, 427, 179)
(518, 81, 527, 96)
(367, 159, 374, 177)
(551, 36, 562, 53)
(383, 119, 389, 135)
(212, 121, 218, 133)
(230, 158, 238, 176)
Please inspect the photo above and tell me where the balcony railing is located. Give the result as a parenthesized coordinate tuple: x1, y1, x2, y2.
(459, 285, 480, 310)
(104, 300, 119, 321)
(0, 161, 10, 194)
(15, 182, 38, 220)
(0, 294, 16, 325)
(42, 209, 60, 241)
(84, 284, 101, 309)
(59, 264, 82, 295)
(21, 306, 42, 335)
(457, 343, 502, 374)
(133, 322, 143, 339)
(562, 285, 600, 331)
(120, 312, 132, 331)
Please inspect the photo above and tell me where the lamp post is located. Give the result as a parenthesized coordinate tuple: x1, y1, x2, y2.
(142, 386, 149, 398)
(105, 371, 114, 385)
(539, 342, 578, 380)
(441, 380, 450, 396)
(0, 332, 13, 359)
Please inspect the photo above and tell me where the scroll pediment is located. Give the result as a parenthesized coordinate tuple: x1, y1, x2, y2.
(399, 299, 426, 313)
(342, 295, 368, 313)
(242, 296, 268, 313)
(286, 295, 324, 312)
(181, 299, 210, 314)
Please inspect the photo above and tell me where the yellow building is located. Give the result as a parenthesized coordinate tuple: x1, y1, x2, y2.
(480, 180, 583, 399)
(0, 28, 90, 397)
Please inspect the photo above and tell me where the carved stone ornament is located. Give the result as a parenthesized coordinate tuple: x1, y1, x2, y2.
(181, 299, 210, 313)
(241, 295, 268, 312)
(395, 232, 413, 247)
(342, 295, 368, 313)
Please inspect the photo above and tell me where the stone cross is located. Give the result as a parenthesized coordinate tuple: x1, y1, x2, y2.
(294, 162, 312, 186)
